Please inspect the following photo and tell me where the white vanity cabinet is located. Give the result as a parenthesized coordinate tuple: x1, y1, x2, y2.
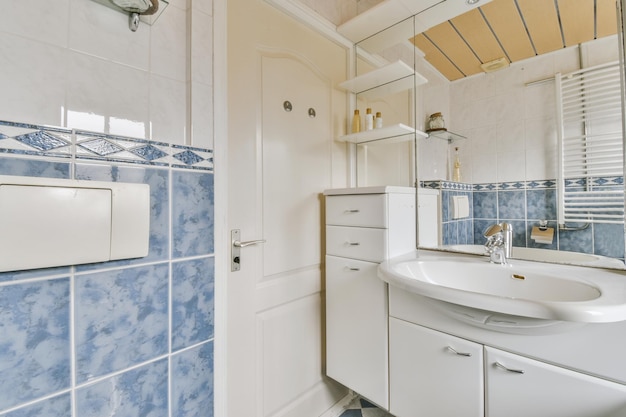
(324, 186, 419, 409)
(387, 287, 626, 417)
(389, 318, 484, 417)
(486, 347, 626, 417)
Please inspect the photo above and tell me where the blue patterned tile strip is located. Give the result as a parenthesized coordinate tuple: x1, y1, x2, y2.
(0, 120, 72, 158)
(420, 180, 472, 191)
(0, 120, 213, 171)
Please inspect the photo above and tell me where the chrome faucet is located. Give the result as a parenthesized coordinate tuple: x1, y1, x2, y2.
(483, 223, 513, 264)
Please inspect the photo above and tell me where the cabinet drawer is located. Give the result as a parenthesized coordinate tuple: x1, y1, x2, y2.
(326, 225, 386, 262)
(326, 194, 386, 227)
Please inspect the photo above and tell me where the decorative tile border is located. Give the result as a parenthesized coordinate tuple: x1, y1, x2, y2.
(0, 120, 72, 158)
(474, 180, 558, 191)
(0, 120, 213, 171)
(421, 180, 472, 191)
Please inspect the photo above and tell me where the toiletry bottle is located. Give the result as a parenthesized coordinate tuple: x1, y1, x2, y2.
(452, 147, 461, 182)
(365, 108, 374, 130)
(375, 112, 383, 129)
(351, 109, 361, 133)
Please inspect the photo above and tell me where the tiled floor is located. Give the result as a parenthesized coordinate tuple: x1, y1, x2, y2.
(339, 397, 394, 417)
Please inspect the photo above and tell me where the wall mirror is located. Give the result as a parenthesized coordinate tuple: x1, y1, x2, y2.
(349, 0, 626, 270)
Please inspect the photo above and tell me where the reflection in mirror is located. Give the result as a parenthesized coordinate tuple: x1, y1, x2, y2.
(346, 0, 626, 269)
(351, 16, 421, 188)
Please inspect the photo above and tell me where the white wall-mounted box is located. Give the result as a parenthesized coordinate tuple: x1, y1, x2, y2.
(0, 175, 150, 272)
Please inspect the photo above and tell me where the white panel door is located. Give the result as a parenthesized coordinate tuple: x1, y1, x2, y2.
(226, 1, 348, 416)
(486, 347, 626, 417)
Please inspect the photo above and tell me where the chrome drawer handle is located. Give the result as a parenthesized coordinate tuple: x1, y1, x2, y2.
(495, 361, 525, 374)
(347, 242, 360, 246)
(344, 209, 360, 213)
(446, 346, 472, 357)
(348, 267, 360, 271)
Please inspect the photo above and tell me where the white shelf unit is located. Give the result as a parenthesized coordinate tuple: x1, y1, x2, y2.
(338, 60, 428, 144)
(338, 123, 428, 145)
(338, 60, 427, 100)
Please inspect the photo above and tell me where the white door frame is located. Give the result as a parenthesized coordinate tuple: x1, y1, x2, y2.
(213, 0, 229, 416)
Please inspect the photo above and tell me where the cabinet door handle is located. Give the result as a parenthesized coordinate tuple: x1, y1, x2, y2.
(347, 242, 360, 246)
(495, 361, 525, 374)
(446, 346, 472, 357)
(347, 267, 360, 271)
(345, 209, 360, 213)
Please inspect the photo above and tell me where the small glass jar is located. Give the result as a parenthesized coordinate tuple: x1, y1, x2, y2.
(428, 112, 445, 131)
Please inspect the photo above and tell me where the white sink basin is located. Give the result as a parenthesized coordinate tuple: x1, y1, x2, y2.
(416, 260, 600, 302)
(379, 250, 626, 327)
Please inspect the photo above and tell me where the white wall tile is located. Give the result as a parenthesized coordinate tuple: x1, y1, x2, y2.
(151, 4, 188, 81)
(466, 72, 495, 101)
(191, 10, 213, 86)
(150, 75, 188, 144)
(581, 35, 619, 67)
(192, 0, 214, 16)
(0, 0, 70, 47)
(494, 90, 523, 123)
(0, 33, 67, 126)
(66, 52, 150, 137)
(521, 53, 556, 84)
(525, 116, 556, 152)
(496, 151, 525, 182)
(523, 82, 555, 119)
(494, 63, 524, 94)
(471, 151, 497, 184)
(552, 46, 580, 74)
(418, 137, 447, 181)
(168, 0, 190, 10)
(470, 125, 497, 156)
(68, 0, 150, 71)
(496, 119, 524, 153)
(525, 146, 557, 181)
(190, 81, 213, 148)
(0, 0, 209, 147)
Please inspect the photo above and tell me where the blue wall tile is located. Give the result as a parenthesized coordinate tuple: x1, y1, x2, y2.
(473, 218, 493, 245)
(558, 224, 593, 254)
(172, 341, 214, 417)
(172, 257, 215, 351)
(172, 171, 214, 258)
(74, 264, 169, 383)
(473, 191, 497, 219)
(498, 190, 525, 219)
(76, 359, 168, 417)
(0, 393, 71, 417)
(0, 157, 70, 180)
(0, 279, 70, 410)
(74, 164, 170, 268)
(526, 189, 556, 220)
(593, 223, 625, 259)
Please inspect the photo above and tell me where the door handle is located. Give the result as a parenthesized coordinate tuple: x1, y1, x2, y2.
(231, 229, 266, 272)
(233, 239, 266, 248)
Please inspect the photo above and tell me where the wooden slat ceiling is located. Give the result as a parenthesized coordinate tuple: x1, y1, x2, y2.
(411, 0, 618, 81)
